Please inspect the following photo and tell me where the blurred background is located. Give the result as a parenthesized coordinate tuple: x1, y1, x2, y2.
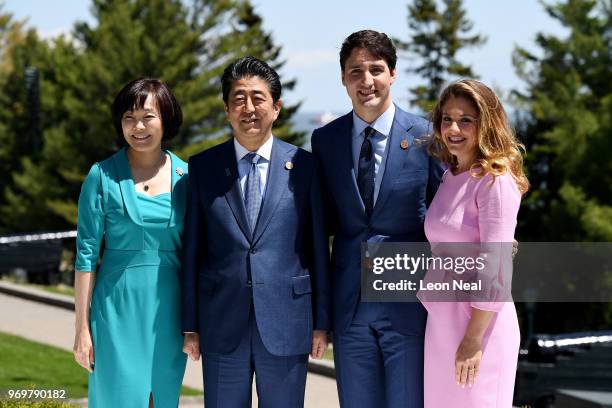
(0, 0, 610, 407)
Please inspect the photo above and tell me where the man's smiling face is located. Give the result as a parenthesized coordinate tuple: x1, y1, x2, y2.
(341, 47, 396, 122)
(224, 76, 281, 146)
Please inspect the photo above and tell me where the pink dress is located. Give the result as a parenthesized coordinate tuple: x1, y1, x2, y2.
(421, 170, 521, 408)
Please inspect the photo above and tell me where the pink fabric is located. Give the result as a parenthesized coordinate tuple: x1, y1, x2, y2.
(422, 170, 521, 408)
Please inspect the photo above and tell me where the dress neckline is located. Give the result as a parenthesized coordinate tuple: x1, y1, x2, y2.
(136, 191, 171, 199)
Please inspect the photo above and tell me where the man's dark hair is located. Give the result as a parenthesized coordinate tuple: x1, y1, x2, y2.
(221, 56, 282, 103)
(339, 30, 397, 72)
(111, 78, 183, 141)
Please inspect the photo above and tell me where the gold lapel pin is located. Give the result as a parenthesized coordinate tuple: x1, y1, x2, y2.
(400, 139, 409, 150)
(176, 167, 184, 176)
(285, 161, 294, 170)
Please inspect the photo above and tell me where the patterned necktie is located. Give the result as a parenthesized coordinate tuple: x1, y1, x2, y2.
(243, 152, 262, 232)
(357, 126, 376, 216)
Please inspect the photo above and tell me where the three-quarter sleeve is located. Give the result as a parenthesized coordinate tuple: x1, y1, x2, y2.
(471, 173, 521, 311)
(75, 163, 105, 272)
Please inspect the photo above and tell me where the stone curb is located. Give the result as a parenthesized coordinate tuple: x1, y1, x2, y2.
(0, 280, 74, 310)
(0, 280, 336, 379)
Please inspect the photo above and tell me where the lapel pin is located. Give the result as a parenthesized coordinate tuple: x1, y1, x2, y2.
(285, 161, 294, 170)
(400, 139, 409, 150)
(176, 167, 184, 177)
(225, 168, 231, 176)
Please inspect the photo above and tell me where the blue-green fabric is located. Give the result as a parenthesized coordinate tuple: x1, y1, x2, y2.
(75, 148, 188, 408)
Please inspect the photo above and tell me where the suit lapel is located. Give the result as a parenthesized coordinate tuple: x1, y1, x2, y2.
(114, 148, 143, 226)
(252, 137, 290, 244)
(372, 108, 415, 216)
(220, 140, 252, 242)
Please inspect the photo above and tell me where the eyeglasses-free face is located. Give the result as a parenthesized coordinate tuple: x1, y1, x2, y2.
(341, 47, 396, 122)
(440, 96, 479, 171)
(121, 93, 164, 153)
(224, 76, 281, 147)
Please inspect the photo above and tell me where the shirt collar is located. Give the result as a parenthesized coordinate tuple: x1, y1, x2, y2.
(352, 103, 396, 139)
(234, 135, 274, 162)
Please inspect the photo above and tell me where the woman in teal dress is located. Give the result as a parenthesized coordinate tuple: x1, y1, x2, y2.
(73, 78, 188, 407)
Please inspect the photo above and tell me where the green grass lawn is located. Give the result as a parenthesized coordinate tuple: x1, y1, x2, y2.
(0, 401, 76, 407)
(323, 347, 334, 361)
(0, 278, 75, 298)
(0, 332, 88, 399)
(0, 331, 201, 404)
(38, 285, 74, 298)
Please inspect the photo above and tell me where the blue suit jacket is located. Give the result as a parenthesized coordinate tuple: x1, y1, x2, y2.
(311, 106, 443, 335)
(181, 137, 330, 356)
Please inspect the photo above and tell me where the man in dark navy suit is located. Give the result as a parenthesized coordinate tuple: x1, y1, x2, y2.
(311, 30, 444, 408)
(181, 57, 330, 408)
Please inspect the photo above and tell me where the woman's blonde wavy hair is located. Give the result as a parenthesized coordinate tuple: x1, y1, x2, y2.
(429, 79, 529, 195)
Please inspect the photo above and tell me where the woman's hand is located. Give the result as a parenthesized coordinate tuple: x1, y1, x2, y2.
(183, 333, 201, 361)
(73, 327, 95, 373)
(455, 335, 482, 388)
(73, 271, 95, 372)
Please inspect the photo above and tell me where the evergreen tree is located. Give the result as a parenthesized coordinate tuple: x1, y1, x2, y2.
(512, 0, 612, 333)
(230, 1, 304, 146)
(0, 8, 54, 233)
(0, 4, 25, 77)
(513, 0, 612, 242)
(0, 6, 26, 219)
(0, 0, 303, 232)
(395, 0, 486, 113)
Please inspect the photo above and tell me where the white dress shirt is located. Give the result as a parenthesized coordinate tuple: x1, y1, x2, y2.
(234, 135, 273, 200)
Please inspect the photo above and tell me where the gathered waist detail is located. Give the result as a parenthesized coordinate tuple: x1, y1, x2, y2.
(101, 248, 180, 271)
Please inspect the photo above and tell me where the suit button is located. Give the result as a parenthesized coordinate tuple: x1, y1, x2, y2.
(246, 280, 252, 286)
(250, 248, 257, 254)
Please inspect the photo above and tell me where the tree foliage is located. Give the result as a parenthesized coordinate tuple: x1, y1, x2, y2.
(513, 0, 612, 333)
(0, 0, 302, 232)
(513, 0, 612, 242)
(395, 0, 486, 113)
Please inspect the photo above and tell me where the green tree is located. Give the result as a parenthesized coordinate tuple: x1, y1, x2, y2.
(0, 0, 303, 232)
(395, 0, 486, 113)
(513, 0, 612, 242)
(0, 4, 26, 210)
(0, 3, 25, 77)
(0, 13, 54, 233)
(512, 0, 612, 333)
(230, 1, 304, 146)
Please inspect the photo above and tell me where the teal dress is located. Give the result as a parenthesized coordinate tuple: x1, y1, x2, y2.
(75, 148, 188, 407)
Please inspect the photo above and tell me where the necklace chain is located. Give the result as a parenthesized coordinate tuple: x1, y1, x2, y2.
(129, 151, 166, 192)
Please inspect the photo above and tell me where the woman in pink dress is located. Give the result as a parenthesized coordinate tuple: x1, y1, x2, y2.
(420, 79, 529, 407)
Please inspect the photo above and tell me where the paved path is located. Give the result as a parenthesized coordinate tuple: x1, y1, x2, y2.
(0, 291, 340, 407)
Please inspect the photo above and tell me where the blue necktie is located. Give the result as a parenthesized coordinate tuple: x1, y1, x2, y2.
(357, 126, 375, 216)
(243, 152, 262, 232)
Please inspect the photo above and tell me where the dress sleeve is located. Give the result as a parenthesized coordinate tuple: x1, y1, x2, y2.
(75, 163, 105, 272)
(471, 173, 521, 311)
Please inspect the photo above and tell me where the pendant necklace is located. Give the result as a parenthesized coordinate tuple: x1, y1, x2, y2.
(141, 153, 165, 192)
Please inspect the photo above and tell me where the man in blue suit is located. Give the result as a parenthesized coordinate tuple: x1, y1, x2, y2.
(181, 57, 330, 408)
(311, 30, 444, 407)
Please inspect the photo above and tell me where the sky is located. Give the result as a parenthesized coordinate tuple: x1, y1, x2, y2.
(5, 0, 567, 113)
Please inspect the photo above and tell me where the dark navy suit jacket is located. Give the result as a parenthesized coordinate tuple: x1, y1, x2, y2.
(181, 137, 330, 356)
(311, 106, 443, 335)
